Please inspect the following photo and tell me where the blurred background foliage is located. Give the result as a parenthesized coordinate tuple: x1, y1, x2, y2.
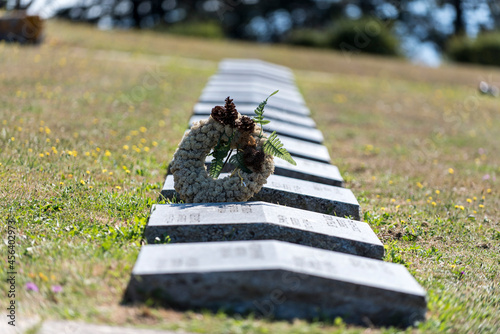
(1, 0, 500, 66)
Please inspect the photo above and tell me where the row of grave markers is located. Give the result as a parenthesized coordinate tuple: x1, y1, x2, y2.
(124, 59, 427, 327)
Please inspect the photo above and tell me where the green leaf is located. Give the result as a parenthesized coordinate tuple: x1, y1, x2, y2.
(263, 131, 296, 165)
(228, 152, 252, 173)
(209, 138, 232, 178)
(252, 90, 279, 127)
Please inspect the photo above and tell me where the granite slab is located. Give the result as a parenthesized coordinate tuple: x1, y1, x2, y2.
(220, 59, 294, 78)
(198, 91, 310, 116)
(145, 201, 383, 259)
(188, 115, 323, 144)
(273, 134, 330, 163)
(193, 103, 316, 128)
(218, 63, 295, 82)
(204, 81, 302, 98)
(273, 155, 343, 187)
(124, 240, 427, 326)
(203, 154, 343, 187)
(161, 174, 359, 219)
(202, 85, 305, 104)
(208, 74, 298, 92)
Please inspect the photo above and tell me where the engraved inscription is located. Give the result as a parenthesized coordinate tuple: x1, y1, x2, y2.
(158, 256, 199, 269)
(292, 256, 337, 274)
(163, 214, 174, 224)
(323, 215, 361, 233)
(219, 244, 265, 260)
(218, 204, 253, 214)
(190, 213, 200, 223)
(271, 182, 302, 193)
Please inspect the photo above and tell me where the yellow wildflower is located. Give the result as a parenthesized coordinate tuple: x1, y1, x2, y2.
(448, 168, 454, 174)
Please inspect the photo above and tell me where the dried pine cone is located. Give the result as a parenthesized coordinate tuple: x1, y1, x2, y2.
(223, 97, 239, 127)
(211, 106, 226, 125)
(235, 115, 255, 133)
(243, 145, 265, 173)
(236, 133, 256, 148)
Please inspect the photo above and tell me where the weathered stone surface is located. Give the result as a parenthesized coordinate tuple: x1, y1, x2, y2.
(220, 59, 294, 79)
(193, 102, 316, 128)
(273, 155, 343, 187)
(179, 128, 329, 163)
(204, 80, 302, 99)
(124, 240, 427, 326)
(189, 115, 323, 144)
(198, 92, 310, 116)
(217, 69, 295, 85)
(218, 61, 295, 82)
(161, 174, 359, 219)
(145, 201, 383, 259)
(274, 134, 330, 163)
(208, 74, 298, 92)
(203, 154, 343, 187)
(202, 85, 305, 105)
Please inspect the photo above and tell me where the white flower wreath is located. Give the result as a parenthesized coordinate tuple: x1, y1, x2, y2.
(169, 92, 295, 203)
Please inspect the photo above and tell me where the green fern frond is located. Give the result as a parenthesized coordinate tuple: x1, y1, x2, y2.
(253, 90, 279, 129)
(228, 152, 252, 173)
(263, 131, 296, 165)
(209, 158, 223, 179)
(208, 139, 232, 178)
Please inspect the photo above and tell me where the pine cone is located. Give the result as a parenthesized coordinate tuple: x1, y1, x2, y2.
(243, 146, 265, 173)
(223, 97, 239, 127)
(235, 115, 255, 133)
(211, 106, 226, 124)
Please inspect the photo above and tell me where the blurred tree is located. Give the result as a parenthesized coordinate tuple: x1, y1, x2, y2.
(47, 0, 499, 63)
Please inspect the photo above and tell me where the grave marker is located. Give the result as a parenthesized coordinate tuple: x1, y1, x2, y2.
(193, 103, 316, 128)
(220, 59, 294, 78)
(203, 154, 343, 187)
(273, 156, 344, 187)
(145, 201, 383, 259)
(202, 85, 305, 104)
(208, 74, 298, 92)
(189, 115, 324, 144)
(161, 174, 359, 219)
(199, 92, 311, 116)
(125, 240, 427, 327)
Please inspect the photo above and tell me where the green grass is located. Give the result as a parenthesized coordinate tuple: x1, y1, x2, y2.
(1, 20, 499, 333)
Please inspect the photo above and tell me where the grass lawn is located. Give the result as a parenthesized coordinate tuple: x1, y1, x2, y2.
(1, 20, 499, 333)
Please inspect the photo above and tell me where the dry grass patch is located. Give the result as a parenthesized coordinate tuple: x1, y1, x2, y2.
(0, 20, 498, 334)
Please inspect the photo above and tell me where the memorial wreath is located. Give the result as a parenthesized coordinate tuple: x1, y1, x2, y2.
(170, 91, 296, 203)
